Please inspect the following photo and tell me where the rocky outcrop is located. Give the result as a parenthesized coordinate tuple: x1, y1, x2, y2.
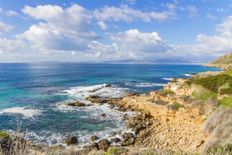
(98, 139, 110, 151)
(67, 101, 87, 107)
(65, 136, 78, 145)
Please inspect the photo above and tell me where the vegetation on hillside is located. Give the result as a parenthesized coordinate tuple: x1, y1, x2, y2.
(211, 53, 232, 65)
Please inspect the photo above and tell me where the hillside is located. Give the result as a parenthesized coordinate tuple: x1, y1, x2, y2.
(207, 53, 232, 70)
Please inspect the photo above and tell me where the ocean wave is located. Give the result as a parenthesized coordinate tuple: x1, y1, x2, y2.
(0, 107, 42, 118)
(184, 73, 193, 77)
(162, 78, 174, 81)
(17, 127, 134, 147)
(134, 82, 165, 87)
(63, 84, 128, 101)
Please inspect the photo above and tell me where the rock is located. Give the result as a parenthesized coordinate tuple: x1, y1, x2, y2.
(86, 142, 99, 151)
(122, 133, 135, 146)
(65, 136, 78, 145)
(86, 96, 107, 104)
(100, 113, 106, 118)
(98, 139, 110, 150)
(123, 114, 129, 120)
(111, 137, 121, 143)
(91, 135, 98, 141)
(67, 101, 86, 107)
(110, 132, 117, 137)
(105, 84, 112, 87)
(126, 118, 136, 129)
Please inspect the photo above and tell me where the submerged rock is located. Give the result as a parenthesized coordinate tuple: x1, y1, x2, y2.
(67, 101, 86, 107)
(65, 136, 78, 145)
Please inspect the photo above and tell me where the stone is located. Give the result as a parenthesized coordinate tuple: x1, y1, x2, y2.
(111, 132, 117, 136)
(98, 139, 110, 150)
(86, 96, 107, 104)
(111, 137, 121, 143)
(100, 113, 106, 118)
(86, 142, 99, 151)
(65, 136, 78, 145)
(67, 101, 86, 107)
(122, 133, 135, 146)
(123, 114, 129, 120)
(91, 135, 98, 141)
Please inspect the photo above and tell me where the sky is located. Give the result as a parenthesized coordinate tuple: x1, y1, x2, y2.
(0, 0, 232, 63)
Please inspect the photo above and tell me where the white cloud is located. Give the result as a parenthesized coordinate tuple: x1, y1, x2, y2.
(97, 21, 107, 30)
(1, 3, 232, 63)
(86, 29, 169, 62)
(0, 21, 13, 32)
(94, 5, 176, 23)
(21, 4, 97, 52)
(22, 5, 64, 20)
(6, 10, 18, 17)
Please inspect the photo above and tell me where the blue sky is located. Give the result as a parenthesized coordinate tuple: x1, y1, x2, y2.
(0, 0, 232, 63)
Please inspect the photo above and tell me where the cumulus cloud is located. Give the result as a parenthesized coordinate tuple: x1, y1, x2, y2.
(22, 5, 64, 20)
(94, 5, 176, 22)
(0, 3, 232, 63)
(0, 21, 13, 32)
(21, 4, 97, 52)
(87, 29, 169, 62)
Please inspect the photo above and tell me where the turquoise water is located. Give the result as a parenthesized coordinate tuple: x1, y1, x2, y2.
(0, 63, 220, 145)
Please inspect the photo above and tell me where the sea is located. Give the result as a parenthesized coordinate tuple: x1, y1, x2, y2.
(0, 63, 220, 146)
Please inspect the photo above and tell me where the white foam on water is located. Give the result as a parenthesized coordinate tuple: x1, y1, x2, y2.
(184, 73, 193, 77)
(0, 107, 42, 118)
(63, 84, 128, 102)
(162, 78, 174, 81)
(53, 84, 138, 146)
(135, 82, 165, 87)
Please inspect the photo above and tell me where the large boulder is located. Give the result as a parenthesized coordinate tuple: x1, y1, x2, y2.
(98, 139, 110, 150)
(65, 136, 78, 145)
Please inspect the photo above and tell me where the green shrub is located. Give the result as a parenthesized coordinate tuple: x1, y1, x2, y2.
(219, 96, 232, 108)
(207, 143, 232, 154)
(104, 147, 125, 155)
(159, 89, 175, 95)
(191, 85, 217, 101)
(189, 74, 232, 94)
(168, 102, 184, 110)
(0, 131, 9, 139)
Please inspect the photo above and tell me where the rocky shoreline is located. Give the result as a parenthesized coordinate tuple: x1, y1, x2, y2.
(0, 73, 223, 154)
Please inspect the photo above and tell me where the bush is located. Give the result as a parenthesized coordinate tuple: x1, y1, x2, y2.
(159, 89, 175, 95)
(191, 85, 217, 101)
(206, 143, 232, 154)
(219, 96, 232, 108)
(104, 147, 126, 155)
(189, 74, 232, 93)
(168, 102, 184, 111)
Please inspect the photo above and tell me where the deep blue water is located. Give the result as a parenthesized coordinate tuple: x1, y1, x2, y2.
(0, 63, 220, 145)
